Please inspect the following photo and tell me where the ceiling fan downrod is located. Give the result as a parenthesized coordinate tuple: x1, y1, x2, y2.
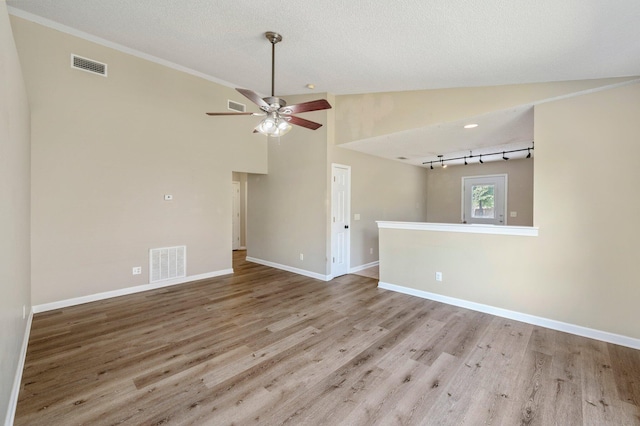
(205, 30, 331, 135)
(265, 31, 282, 97)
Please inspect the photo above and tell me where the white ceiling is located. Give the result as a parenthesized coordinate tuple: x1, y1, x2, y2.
(342, 106, 534, 167)
(6, 0, 640, 165)
(7, 0, 640, 96)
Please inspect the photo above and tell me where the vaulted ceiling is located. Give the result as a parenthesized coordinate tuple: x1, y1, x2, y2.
(7, 0, 640, 165)
(8, 0, 640, 96)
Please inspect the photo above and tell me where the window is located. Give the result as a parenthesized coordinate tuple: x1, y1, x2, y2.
(462, 175, 507, 225)
(471, 184, 495, 218)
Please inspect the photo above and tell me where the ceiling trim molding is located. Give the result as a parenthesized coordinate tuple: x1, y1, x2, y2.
(7, 6, 237, 90)
(531, 77, 640, 106)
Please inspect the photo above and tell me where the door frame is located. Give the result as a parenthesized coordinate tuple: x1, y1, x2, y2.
(232, 181, 241, 250)
(330, 163, 351, 278)
(461, 174, 508, 225)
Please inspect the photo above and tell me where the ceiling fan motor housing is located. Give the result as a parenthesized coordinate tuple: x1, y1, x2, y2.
(262, 96, 287, 112)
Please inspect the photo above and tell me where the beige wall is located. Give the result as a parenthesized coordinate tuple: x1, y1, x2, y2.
(247, 91, 430, 275)
(426, 158, 533, 226)
(0, 1, 31, 420)
(247, 94, 330, 275)
(380, 82, 640, 340)
(11, 16, 267, 305)
(335, 77, 637, 145)
(9, 4, 639, 355)
(329, 146, 429, 268)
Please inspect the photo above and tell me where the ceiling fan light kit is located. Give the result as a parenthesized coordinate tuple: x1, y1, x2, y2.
(257, 111, 292, 137)
(206, 32, 331, 137)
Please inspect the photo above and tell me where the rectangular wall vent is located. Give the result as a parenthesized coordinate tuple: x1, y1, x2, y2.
(227, 100, 246, 112)
(71, 54, 107, 77)
(150, 245, 186, 283)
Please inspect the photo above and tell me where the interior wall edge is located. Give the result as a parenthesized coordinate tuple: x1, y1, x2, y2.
(4, 309, 33, 426)
(246, 257, 333, 282)
(349, 260, 379, 274)
(378, 281, 640, 350)
(32, 269, 233, 314)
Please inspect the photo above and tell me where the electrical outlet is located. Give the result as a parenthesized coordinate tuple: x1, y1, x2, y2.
(435, 272, 443, 281)
(132, 266, 142, 275)
(300, 253, 304, 261)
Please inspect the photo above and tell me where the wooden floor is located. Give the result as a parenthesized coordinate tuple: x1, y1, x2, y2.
(16, 251, 640, 425)
(352, 265, 379, 280)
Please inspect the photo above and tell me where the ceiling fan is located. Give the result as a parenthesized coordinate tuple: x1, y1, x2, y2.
(206, 31, 332, 137)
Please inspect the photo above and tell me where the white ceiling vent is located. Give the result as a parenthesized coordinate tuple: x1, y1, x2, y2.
(227, 100, 246, 112)
(150, 245, 186, 283)
(71, 54, 107, 77)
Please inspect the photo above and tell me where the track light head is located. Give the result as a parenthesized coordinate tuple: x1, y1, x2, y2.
(430, 162, 433, 170)
(502, 151, 509, 161)
(526, 148, 531, 159)
(479, 154, 484, 164)
(464, 157, 468, 165)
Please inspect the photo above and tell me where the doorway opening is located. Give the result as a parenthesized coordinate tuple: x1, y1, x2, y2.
(231, 172, 248, 251)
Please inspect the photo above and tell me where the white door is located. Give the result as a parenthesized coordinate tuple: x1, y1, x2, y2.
(232, 181, 241, 250)
(331, 164, 350, 277)
(462, 175, 507, 225)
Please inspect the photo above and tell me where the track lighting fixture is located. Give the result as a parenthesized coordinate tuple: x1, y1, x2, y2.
(423, 144, 534, 168)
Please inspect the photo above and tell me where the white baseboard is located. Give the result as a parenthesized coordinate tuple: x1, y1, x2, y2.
(349, 260, 379, 274)
(5, 308, 33, 426)
(378, 281, 640, 350)
(246, 257, 332, 282)
(32, 269, 233, 313)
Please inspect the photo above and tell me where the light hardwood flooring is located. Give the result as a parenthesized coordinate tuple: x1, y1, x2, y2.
(352, 265, 379, 280)
(16, 251, 640, 425)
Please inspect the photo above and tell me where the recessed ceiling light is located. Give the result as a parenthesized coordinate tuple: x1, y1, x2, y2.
(306, 84, 315, 89)
(464, 123, 479, 129)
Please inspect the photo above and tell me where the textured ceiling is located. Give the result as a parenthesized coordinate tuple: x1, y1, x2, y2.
(7, 0, 640, 96)
(341, 106, 534, 167)
(7, 1, 640, 165)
